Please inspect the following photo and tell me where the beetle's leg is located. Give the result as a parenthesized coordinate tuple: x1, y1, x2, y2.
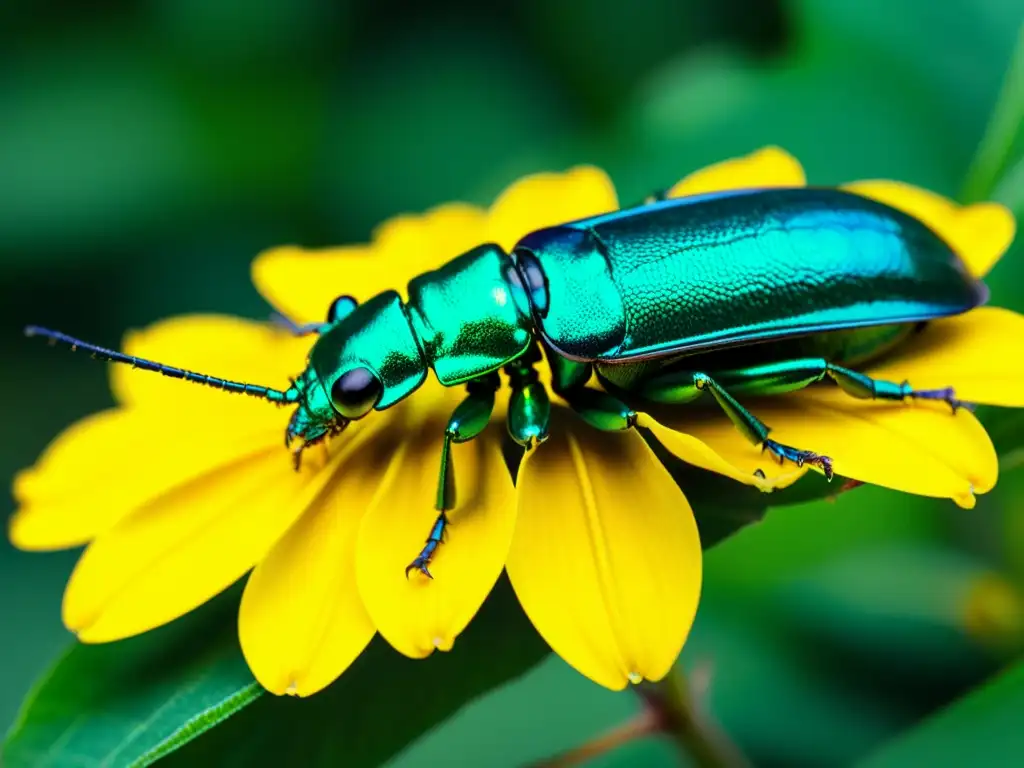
(638, 369, 834, 480)
(270, 312, 327, 337)
(546, 348, 639, 432)
(625, 188, 671, 208)
(506, 344, 552, 448)
(824, 364, 962, 413)
(643, 188, 670, 205)
(405, 373, 499, 580)
(557, 386, 638, 432)
(672, 358, 963, 414)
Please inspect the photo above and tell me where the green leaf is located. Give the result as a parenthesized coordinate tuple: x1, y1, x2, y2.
(4, 576, 550, 768)
(858, 658, 1024, 767)
(160, 576, 549, 768)
(2, 590, 260, 768)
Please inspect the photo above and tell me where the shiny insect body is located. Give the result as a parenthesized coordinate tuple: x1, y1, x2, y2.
(28, 186, 983, 578)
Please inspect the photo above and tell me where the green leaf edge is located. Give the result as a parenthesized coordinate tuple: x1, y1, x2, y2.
(2, 641, 264, 768)
(127, 682, 264, 768)
(2, 644, 77, 752)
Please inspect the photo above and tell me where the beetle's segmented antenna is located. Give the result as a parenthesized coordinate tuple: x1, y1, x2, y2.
(25, 325, 298, 404)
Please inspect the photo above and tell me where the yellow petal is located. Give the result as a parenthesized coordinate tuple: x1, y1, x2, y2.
(355, 391, 516, 658)
(677, 390, 996, 507)
(667, 146, 806, 198)
(252, 244, 382, 325)
(841, 180, 1016, 278)
(239, 422, 391, 697)
(506, 414, 702, 690)
(11, 407, 279, 551)
(253, 204, 488, 323)
(866, 307, 1024, 408)
(486, 166, 619, 252)
(63, 437, 339, 642)
(112, 315, 312, 409)
(636, 413, 807, 491)
(372, 203, 490, 285)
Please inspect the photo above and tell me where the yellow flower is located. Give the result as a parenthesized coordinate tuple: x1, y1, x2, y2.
(10, 147, 1021, 696)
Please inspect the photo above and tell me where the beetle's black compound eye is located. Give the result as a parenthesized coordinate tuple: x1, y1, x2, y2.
(327, 295, 358, 324)
(330, 367, 382, 419)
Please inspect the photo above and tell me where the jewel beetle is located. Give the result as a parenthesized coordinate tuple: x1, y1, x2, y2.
(27, 186, 982, 578)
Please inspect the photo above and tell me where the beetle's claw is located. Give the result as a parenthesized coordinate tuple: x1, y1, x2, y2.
(762, 439, 834, 482)
(404, 512, 448, 579)
(911, 386, 962, 414)
(405, 558, 434, 580)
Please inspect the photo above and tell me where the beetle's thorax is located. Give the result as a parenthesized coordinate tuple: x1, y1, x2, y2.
(292, 243, 536, 446)
(404, 243, 536, 386)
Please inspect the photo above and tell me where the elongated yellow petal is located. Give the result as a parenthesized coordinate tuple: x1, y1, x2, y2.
(252, 244, 382, 325)
(507, 415, 701, 690)
(865, 307, 1024, 408)
(487, 166, 618, 251)
(253, 204, 489, 323)
(636, 413, 807, 491)
(677, 390, 996, 507)
(239, 422, 392, 697)
(11, 408, 280, 551)
(372, 203, 490, 283)
(64, 437, 339, 642)
(355, 394, 515, 659)
(667, 146, 806, 198)
(841, 180, 1016, 278)
(112, 315, 312, 409)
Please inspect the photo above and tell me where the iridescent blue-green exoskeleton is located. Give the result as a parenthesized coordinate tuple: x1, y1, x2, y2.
(27, 186, 984, 578)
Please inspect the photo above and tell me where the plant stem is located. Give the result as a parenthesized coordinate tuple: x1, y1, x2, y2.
(528, 710, 660, 768)
(644, 668, 751, 768)
(960, 23, 1024, 204)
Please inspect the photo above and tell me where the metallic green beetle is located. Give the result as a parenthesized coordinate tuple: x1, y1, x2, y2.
(26, 186, 983, 578)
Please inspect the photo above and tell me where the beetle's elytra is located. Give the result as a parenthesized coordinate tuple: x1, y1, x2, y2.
(27, 186, 981, 578)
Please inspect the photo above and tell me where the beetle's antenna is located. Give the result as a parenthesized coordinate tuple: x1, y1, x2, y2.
(25, 325, 299, 404)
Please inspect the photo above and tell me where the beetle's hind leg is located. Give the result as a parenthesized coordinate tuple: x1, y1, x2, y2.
(405, 373, 499, 580)
(823, 364, 962, 413)
(679, 358, 963, 414)
(638, 369, 835, 481)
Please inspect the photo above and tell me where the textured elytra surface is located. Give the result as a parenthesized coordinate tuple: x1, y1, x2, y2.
(520, 188, 985, 362)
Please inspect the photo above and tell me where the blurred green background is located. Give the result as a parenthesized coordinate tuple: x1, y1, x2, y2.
(3, 0, 1024, 765)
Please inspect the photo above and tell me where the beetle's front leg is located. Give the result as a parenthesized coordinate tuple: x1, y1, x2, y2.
(405, 373, 499, 580)
(638, 369, 834, 480)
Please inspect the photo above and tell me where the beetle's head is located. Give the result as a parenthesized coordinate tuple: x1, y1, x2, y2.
(284, 290, 428, 466)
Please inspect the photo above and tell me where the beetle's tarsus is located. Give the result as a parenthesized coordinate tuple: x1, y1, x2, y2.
(762, 439, 834, 482)
(406, 512, 448, 580)
(909, 385, 962, 414)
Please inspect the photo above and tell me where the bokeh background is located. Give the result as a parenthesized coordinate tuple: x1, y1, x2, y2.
(3, 0, 1024, 765)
